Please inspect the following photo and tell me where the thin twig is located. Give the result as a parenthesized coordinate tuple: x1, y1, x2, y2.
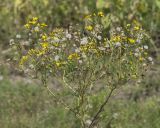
(63, 70, 76, 93)
(46, 86, 81, 120)
(88, 87, 116, 128)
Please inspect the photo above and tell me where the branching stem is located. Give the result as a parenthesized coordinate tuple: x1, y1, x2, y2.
(88, 87, 116, 128)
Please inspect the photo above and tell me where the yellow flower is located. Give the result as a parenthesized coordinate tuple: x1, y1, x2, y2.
(68, 53, 79, 60)
(19, 56, 29, 65)
(53, 43, 59, 47)
(134, 26, 140, 31)
(98, 11, 104, 17)
(139, 57, 144, 62)
(84, 14, 92, 19)
(41, 42, 49, 49)
(80, 46, 88, 52)
(85, 25, 93, 31)
(126, 24, 131, 27)
(112, 36, 121, 42)
(139, 47, 143, 51)
(129, 52, 133, 56)
(32, 17, 38, 21)
(29, 21, 37, 25)
(55, 62, 61, 67)
(28, 17, 38, 25)
(41, 34, 47, 41)
(128, 38, 135, 44)
(55, 61, 66, 67)
(24, 24, 30, 29)
(41, 23, 48, 27)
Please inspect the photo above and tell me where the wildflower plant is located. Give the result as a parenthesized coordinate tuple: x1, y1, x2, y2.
(12, 13, 153, 128)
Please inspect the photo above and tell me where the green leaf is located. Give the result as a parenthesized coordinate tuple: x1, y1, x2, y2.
(101, 15, 111, 29)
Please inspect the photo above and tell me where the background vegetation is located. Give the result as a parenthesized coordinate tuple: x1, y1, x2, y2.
(0, 0, 160, 128)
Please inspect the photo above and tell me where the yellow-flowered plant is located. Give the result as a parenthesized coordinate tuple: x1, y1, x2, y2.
(12, 13, 153, 128)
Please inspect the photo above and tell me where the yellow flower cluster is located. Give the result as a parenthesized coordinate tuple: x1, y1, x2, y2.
(16, 15, 152, 85)
(85, 25, 93, 31)
(29, 17, 38, 25)
(41, 23, 48, 27)
(68, 53, 79, 60)
(98, 11, 104, 17)
(41, 34, 47, 41)
(24, 17, 47, 31)
(111, 35, 121, 42)
(55, 61, 66, 67)
(128, 38, 135, 44)
(24, 24, 30, 29)
(84, 11, 104, 19)
(41, 42, 49, 49)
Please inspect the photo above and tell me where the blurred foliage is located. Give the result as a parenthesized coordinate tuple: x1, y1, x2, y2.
(0, 79, 159, 128)
(0, 0, 97, 45)
(98, 0, 160, 32)
(0, 0, 160, 46)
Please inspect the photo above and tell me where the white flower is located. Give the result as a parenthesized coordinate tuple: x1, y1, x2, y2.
(78, 60, 83, 64)
(66, 33, 72, 39)
(143, 63, 147, 67)
(53, 37, 60, 42)
(54, 55, 60, 61)
(148, 57, 153, 62)
(29, 64, 34, 69)
(34, 26, 39, 32)
(116, 27, 121, 32)
(134, 53, 139, 57)
(98, 47, 105, 51)
(85, 120, 91, 125)
(122, 58, 126, 62)
(97, 35, 102, 40)
(135, 48, 139, 53)
(9, 39, 14, 45)
(121, 32, 125, 36)
(9, 39, 14, 43)
(16, 34, 21, 39)
(143, 45, 148, 50)
(115, 42, 121, 47)
(81, 37, 88, 45)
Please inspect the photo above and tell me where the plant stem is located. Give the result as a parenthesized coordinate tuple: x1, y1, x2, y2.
(46, 85, 82, 120)
(88, 87, 116, 128)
